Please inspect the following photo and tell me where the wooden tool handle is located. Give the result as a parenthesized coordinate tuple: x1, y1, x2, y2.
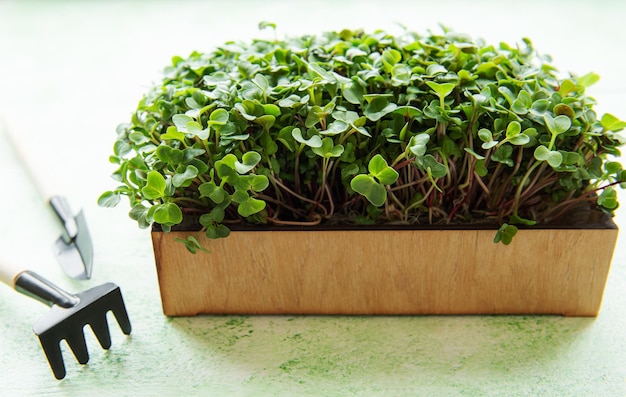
(0, 258, 26, 288)
(0, 259, 78, 307)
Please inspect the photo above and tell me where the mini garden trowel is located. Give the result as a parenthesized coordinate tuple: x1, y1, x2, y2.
(0, 119, 93, 279)
(0, 258, 131, 379)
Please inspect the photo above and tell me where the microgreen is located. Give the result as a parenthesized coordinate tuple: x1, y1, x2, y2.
(351, 155, 399, 206)
(100, 27, 625, 250)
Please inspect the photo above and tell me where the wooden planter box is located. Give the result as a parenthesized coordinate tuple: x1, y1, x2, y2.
(151, 214, 618, 317)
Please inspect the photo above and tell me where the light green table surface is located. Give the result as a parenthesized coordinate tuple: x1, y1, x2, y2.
(1, 1, 625, 395)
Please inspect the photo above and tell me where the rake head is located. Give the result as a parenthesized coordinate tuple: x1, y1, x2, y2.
(30, 281, 132, 379)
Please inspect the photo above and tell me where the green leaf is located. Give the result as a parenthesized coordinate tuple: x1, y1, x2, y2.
(476, 61, 499, 76)
(312, 137, 344, 158)
(97, 191, 121, 208)
(511, 91, 532, 115)
(155, 145, 172, 162)
(464, 148, 485, 160)
(601, 113, 626, 131)
(238, 197, 267, 217)
(363, 97, 397, 121)
(152, 203, 183, 226)
(605, 161, 623, 175)
(250, 175, 270, 191)
(129, 203, 149, 223)
(553, 104, 575, 119)
(497, 86, 515, 106)
(534, 145, 563, 167)
(199, 181, 227, 204)
(511, 100, 528, 115)
(408, 133, 430, 157)
(278, 94, 308, 108)
(232, 189, 249, 204)
(172, 165, 198, 188)
(206, 224, 231, 239)
(341, 163, 360, 179)
(172, 114, 193, 132)
(142, 171, 166, 200)
(322, 120, 350, 135)
(307, 62, 335, 82)
(217, 153, 237, 169)
(292, 127, 322, 148)
(253, 114, 276, 131)
(418, 155, 447, 178)
(234, 151, 262, 174)
(494, 223, 518, 245)
(262, 104, 281, 117)
(350, 174, 387, 206)
(391, 64, 411, 85)
(426, 64, 447, 76)
(544, 113, 571, 136)
(368, 154, 399, 185)
(577, 72, 600, 88)
(530, 99, 550, 116)
(492, 145, 514, 166)
(474, 159, 487, 177)
(341, 81, 365, 105)
(508, 134, 530, 146)
(129, 131, 150, 144)
(234, 102, 257, 121)
(185, 121, 208, 140)
(160, 126, 186, 142)
(478, 128, 493, 143)
(381, 48, 402, 72)
(258, 21, 277, 30)
(481, 139, 498, 150)
(215, 158, 238, 182)
(505, 121, 521, 138)
(598, 187, 618, 209)
(200, 207, 226, 225)
(252, 74, 270, 90)
(562, 151, 583, 166)
(426, 81, 455, 98)
(558, 79, 577, 96)
(208, 108, 229, 125)
(175, 236, 210, 254)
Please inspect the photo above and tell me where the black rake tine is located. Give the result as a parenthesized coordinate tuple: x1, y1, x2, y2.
(65, 330, 90, 364)
(38, 334, 66, 380)
(89, 314, 112, 350)
(109, 289, 132, 335)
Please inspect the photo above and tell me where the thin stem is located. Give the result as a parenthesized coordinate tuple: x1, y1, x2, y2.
(325, 183, 335, 218)
(512, 160, 542, 217)
(267, 216, 322, 226)
(403, 184, 436, 215)
(270, 175, 320, 205)
(171, 197, 206, 207)
(473, 171, 490, 197)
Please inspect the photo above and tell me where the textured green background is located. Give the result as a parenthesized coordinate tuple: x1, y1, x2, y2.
(0, 1, 625, 395)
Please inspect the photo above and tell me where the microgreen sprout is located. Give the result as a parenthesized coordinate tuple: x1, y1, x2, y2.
(99, 27, 626, 250)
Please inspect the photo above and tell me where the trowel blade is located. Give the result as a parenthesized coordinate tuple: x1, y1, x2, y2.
(52, 210, 93, 279)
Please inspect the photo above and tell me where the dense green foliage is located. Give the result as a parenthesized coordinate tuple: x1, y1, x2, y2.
(99, 27, 626, 248)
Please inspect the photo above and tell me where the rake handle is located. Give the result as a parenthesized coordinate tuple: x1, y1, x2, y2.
(0, 260, 78, 308)
(15, 271, 79, 308)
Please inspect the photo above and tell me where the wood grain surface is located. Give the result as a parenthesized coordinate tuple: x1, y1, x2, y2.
(152, 226, 618, 316)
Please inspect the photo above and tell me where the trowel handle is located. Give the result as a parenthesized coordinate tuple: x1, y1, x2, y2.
(1, 128, 56, 201)
(0, 260, 78, 308)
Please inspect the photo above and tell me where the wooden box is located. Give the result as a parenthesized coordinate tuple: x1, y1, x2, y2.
(151, 218, 618, 317)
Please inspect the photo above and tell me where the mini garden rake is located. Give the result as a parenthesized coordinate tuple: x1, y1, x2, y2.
(0, 259, 131, 379)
